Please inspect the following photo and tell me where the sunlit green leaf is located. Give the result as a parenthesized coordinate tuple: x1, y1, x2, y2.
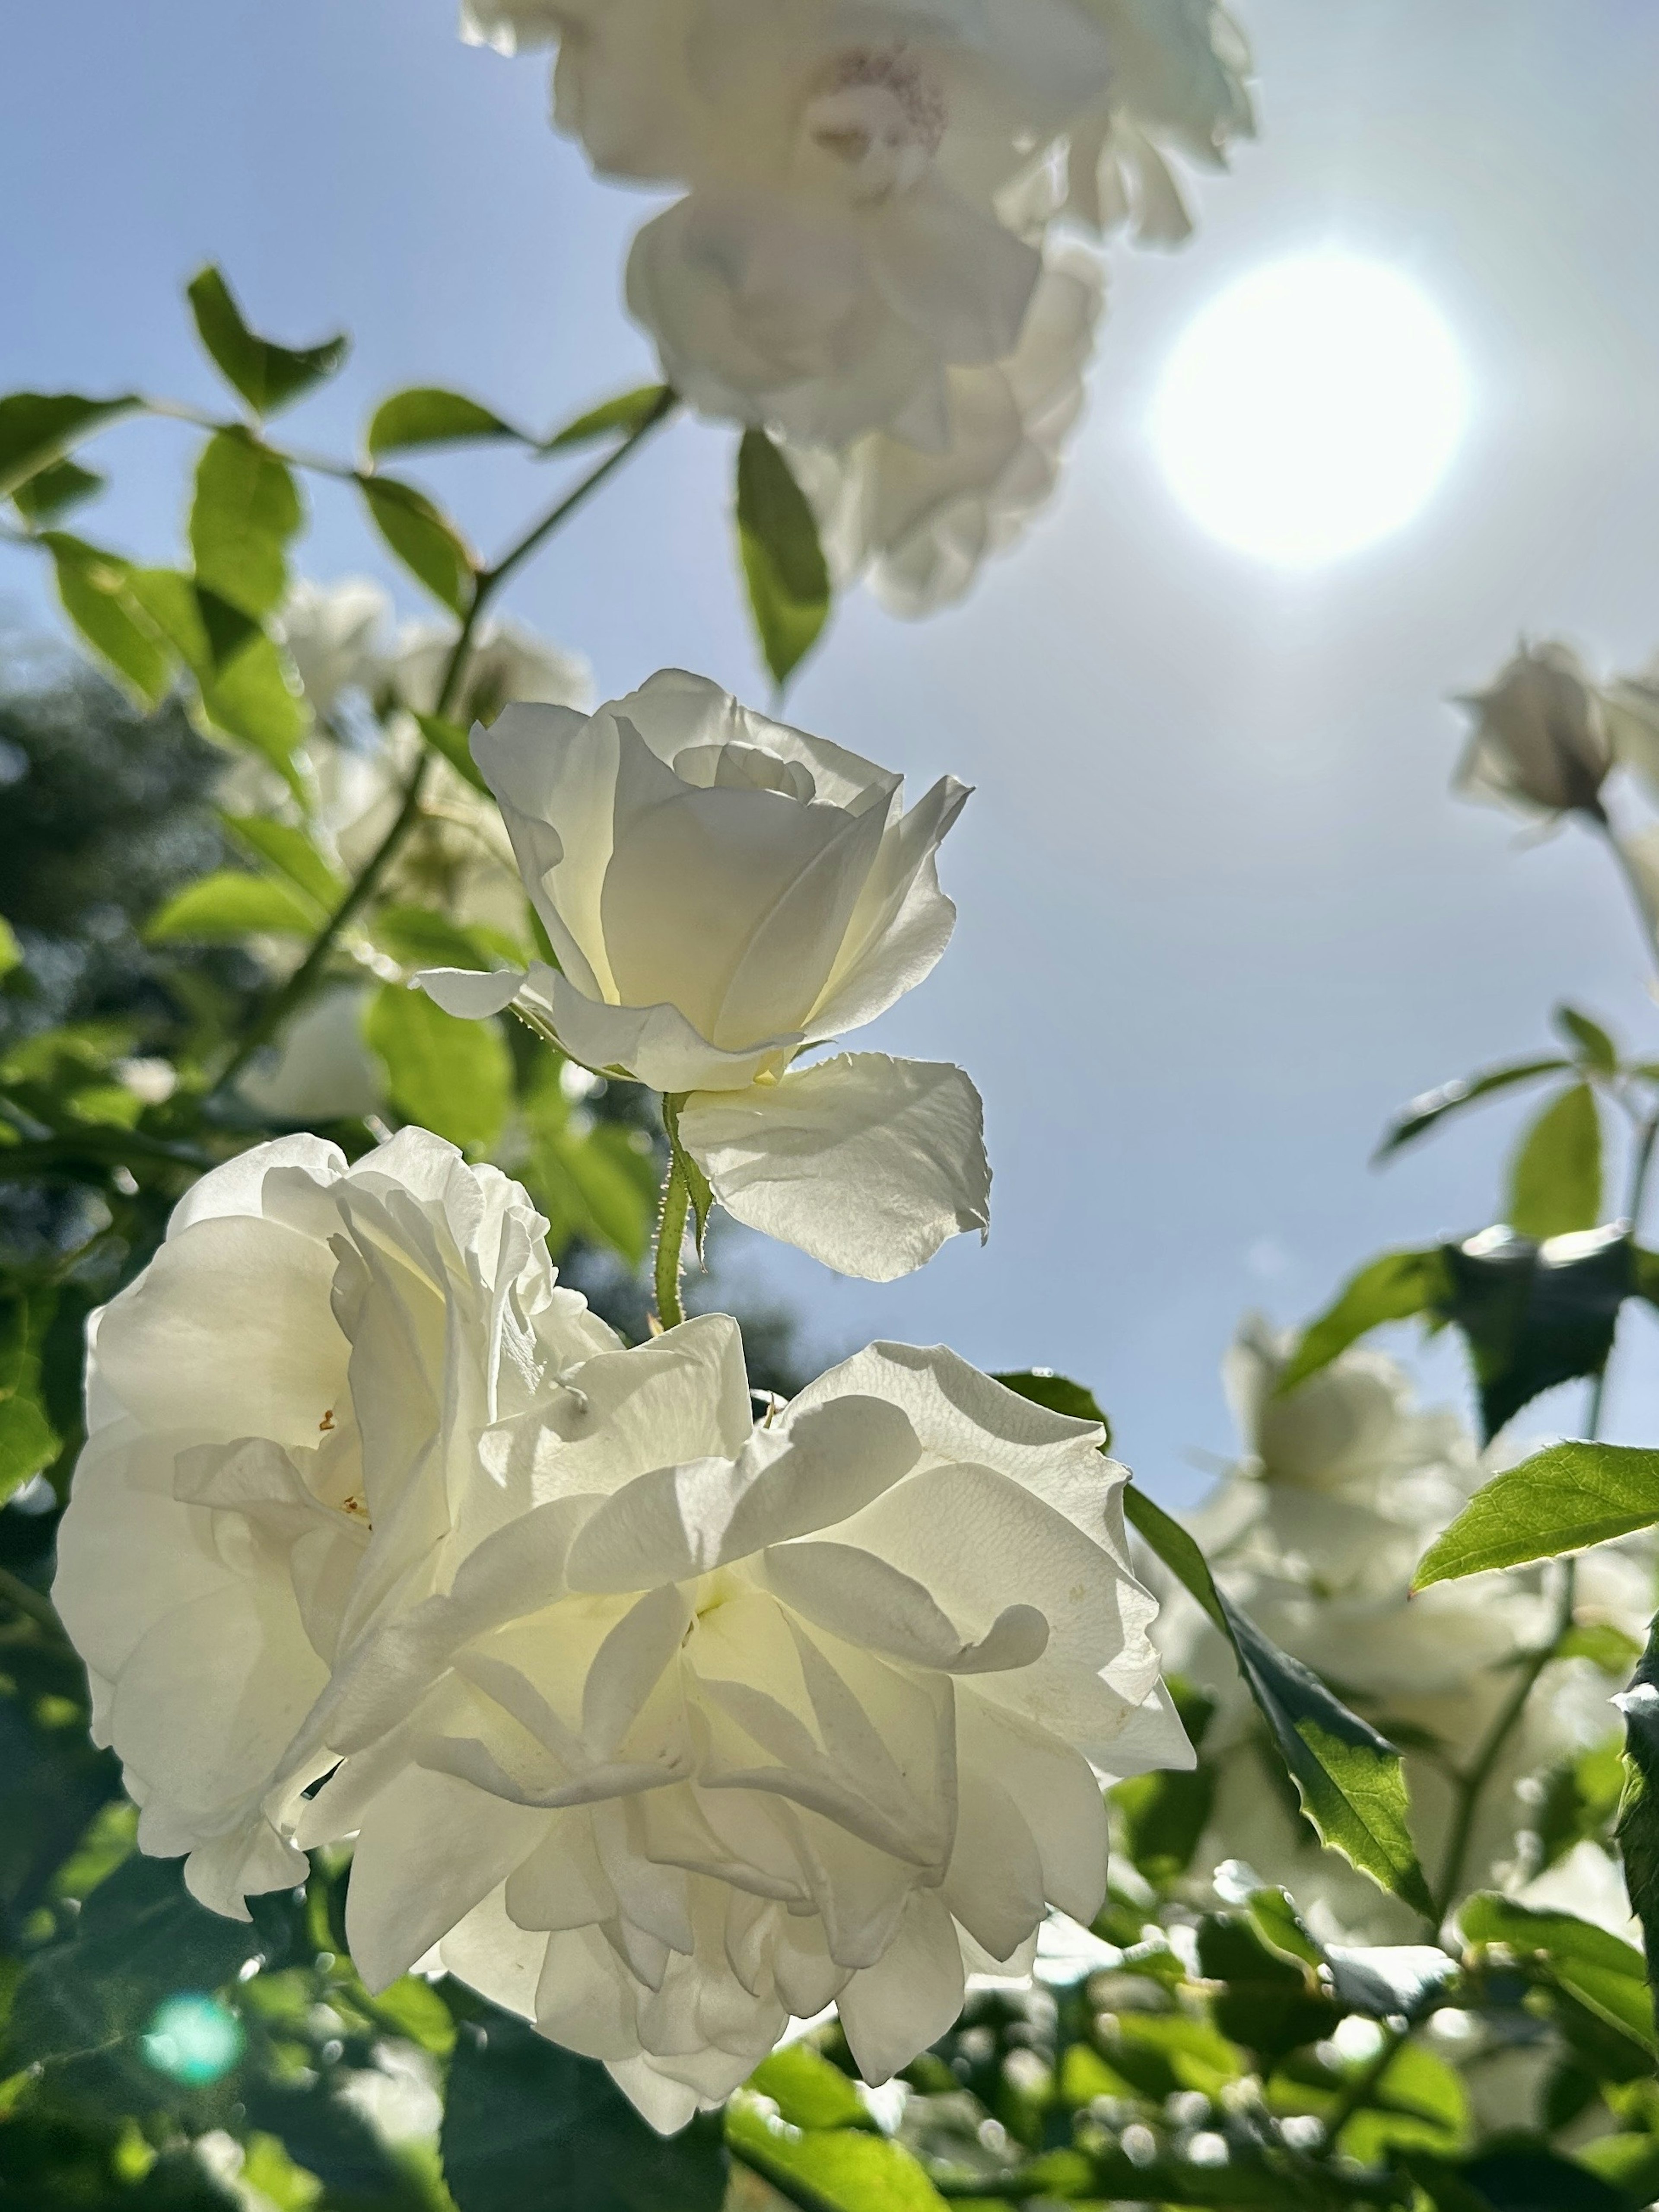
(146, 870, 322, 944)
(1374, 1057, 1571, 1163)
(0, 915, 21, 980)
(186, 266, 348, 417)
(12, 456, 105, 525)
(370, 904, 515, 977)
(727, 2094, 947, 2212)
(364, 983, 511, 1155)
(746, 2048, 870, 2133)
(736, 428, 830, 687)
(42, 532, 175, 706)
(1415, 1441, 1659, 1589)
(126, 568, 307, 789)
(1461, 1893, 1656, 2056)
(219, 814, 345, 912)
(0, 1285, 61, 1501)
(1196, 1913, 1341, 2064)
(189, 428, 303, 619)
(367, 386, 522, 456)
(0, 391, 138, 501)
(1507, 1083, 1602, 1240)
(1537, 1737, 1625, 1872)
(543, 384, 673, 452)
(1278, 1247, 1451, 1393)
(361, 476, 476, 614)
(525, 1064, 657, 1266)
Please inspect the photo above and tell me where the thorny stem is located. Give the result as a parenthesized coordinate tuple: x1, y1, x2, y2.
(654, 1160, 691, 1333)
(209, 396, 677, 1097)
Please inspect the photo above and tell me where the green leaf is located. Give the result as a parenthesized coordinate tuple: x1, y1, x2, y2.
(0, 391, 138, 500)
(1440, 1225, 1632, 1442)
(1615, 1615, 1659, 2045)
(1124, 1482, 1434, 1914)
(993, 1369, 1113, 1448)
(661, 1092, 715, 1256)
(189, 427, 303, 619)
(416, 710, 490, 795)
(727, 2096, 947, 2212)
(12, 455, 105, 524)
(126, 567, 308, 789)
(370, 904, 510, 977)
(146, 869, 323, 944)
(1112, 1681, 1216, 1890)
(367, 386, 522, 457)
(1376, 1056, 1573, 1163)
(1461, 1893, 1657, 2056)
(0, 1286, 61, 1501)
(1244, 1884, 1326, 1972)
(441, 2012, 727, 2212)
(220, 813, 345, 912)
(1195, 1913, 1341, 2064)
(364, 983, 511, 1155)
(543, 384, 673, 452)
(1507, 1083, 1602, 1239)
(360, 477, 476, 614)
(736, 427, 831, 687)
(0, 915, 19, 979)
(1277, 1247, 1451, 1393)
(1555, 1003, 1619, 1074)
(186, 266, 348, 417)
(42, 532, 175, 706)
(1414, 1442, 1659, 1589)
(746, 2048, 870, 2133)
(1536, 1738, 1625, 1871)
(524, 1063, 657, 1267)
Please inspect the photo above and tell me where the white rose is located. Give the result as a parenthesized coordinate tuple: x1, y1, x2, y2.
(1453, 640, 1612, 820)
(390, 615, 593, 727)
(789, 244, 1103, 616)
(53, 1130, 616, 1917)
(235, 985, 385, 1125)
(277, 577, 391, 719)
(295, 1323, 1192, 2130)
(419, 670, 990, 1281)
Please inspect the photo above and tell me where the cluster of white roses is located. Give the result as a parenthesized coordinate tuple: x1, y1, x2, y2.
(1156, 1318, 1648, 1946)
(459, 0, 1252, 611)
(55, 676, 1192, 2129)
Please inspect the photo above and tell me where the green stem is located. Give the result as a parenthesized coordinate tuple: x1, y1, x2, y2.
(654, 1162, 690, 1333)
(0, 1563, 70, 1644)
(209, 398, 677, 1098)
(1318, 2018, 1412, 2150)
(1590, 810, 1659, 986)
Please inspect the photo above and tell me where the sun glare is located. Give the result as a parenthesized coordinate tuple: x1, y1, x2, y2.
(1150, 255, 1469, 566)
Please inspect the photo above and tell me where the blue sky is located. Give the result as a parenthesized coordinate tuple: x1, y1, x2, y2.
(7, 1, 1659, 1502)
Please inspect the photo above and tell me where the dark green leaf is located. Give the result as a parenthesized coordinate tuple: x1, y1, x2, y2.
(361, 476, 476, 614)
(0, 1284, 61, 1501)
(1615, 1615, 1659, 2046)
(365, 983, 512, 1155)
(12, 456, 105, 524)
(367, 386, 523, 456)
(1278, 1248, 1451, 1393)
(993, 1369, 1112, 1447)
(728, 2095, 947, 2212)
(543, 384, 673, 452)
(1554, 1004, 1619, 1074)
(524, 1064, 658, 1267)
(42, 532, 175, 705)
(416, 710, 490, 794)
(186, 265, 348, 416)
(220, 813, 345, 911)
(1195, 1913, 1341, 2063)
(1461, 1894, 1656, 2056)
(1577, 2130, 1659, 2206)
(746, 2047, 870, 2132)
(0, 391, 138, 500)
(1507, 1083, 1602, 1239)
(189, 427, 303, 618)
(1536, 1738, 1624, 1871)
(146, 869, 323, 944)
(1375, 1058, 1571, 1162)
(1113, 1762, 1214, 1888)
(736, 427, 831, 687)
(442, 2012, 727, 2212)
(1411, 2143, 1625, 2212)
(371, 904, 509, 976)
(1415, 1441, 1659, 1588)
(1124, 1483, 1434, 1913)
(1440, 1226, 1632, 1442)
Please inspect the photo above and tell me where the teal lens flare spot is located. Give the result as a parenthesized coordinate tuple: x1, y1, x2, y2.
(141, 1993, 245, 2084)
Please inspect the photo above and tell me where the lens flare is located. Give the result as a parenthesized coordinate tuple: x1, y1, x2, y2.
(142, 1994, 245, 2085)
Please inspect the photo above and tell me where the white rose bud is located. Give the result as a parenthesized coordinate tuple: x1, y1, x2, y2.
(419, 670, 990, 1281)
(1453, 641, 1611, 819)
(299, 1321, 1192, 2131)
(53, 1131, 617, 1917)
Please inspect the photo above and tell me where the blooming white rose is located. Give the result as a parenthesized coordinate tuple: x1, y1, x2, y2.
(788, 244, 1103, 615)
(277, 577, 392, 719)
(294, 1323, 1191, 2130)
(53, 1130, 616, 1916)
(419, 670, 990, 1281)
(1453, 640, 1612, 821)
(390, 615, 593, 728)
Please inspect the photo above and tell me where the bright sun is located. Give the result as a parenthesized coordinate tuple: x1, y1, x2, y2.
(1150, 255, 1470, 566)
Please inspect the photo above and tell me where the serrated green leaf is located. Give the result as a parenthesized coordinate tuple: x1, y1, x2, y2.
(186, 266, 348, 417)
(1555, 1003, 1619, 1073)
(736, 428, 830, 687)
(1125, 1483, 1433, 1914)
(42, 532, 175, 705)
(0, 1286, 61, 1501)
(1441, 1225, 1632, 1441)
(0, 391, 138, 501)
(367, 386, 521, 456)
(220, 814, 346, 911)
(13, 456, 105, 524)
(416, 710, 490, 795)
(1374, 1057, 1571, 1162)
(360, 476, 475, 614)
(543, 384, 673, 452)
(1414, 1442, 1659, 1589)
(146, 870, 323, 944)
(728, 2096, 947, 2212)
(1278, 1247, 1451, 1394)
(1508, 1083, 1602, 1239)
(993, 1369, 1112, 1448)
(189, 427, 303, 619)
(1461, 1892, 1656, 2056)
(364, 983, 511, 1155)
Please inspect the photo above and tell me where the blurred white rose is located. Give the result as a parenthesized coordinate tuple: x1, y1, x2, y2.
(235, 986, 384, 1125)
(420, 670, 990, 1280)
(54, 1131, 616, 1916)
(277, 578, 391, 719)
(1454, 641, 1612, 821)
(390, 615, 593, 727)
(297, 1324, 1191, 2130)
(788, 243, 1103, 614)
(1600, 654, 1659, 793)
